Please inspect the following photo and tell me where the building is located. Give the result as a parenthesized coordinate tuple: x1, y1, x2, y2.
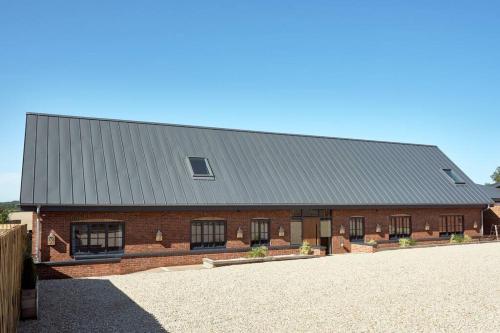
(8, 211, 34, 231)
(480, 183, 500, 237)
(19, 113, 492, 278)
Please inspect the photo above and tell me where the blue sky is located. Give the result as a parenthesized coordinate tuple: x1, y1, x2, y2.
(0, 1, 499, 201)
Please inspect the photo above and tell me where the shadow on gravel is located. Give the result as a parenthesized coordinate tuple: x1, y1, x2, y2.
(18, 279, 167, 333)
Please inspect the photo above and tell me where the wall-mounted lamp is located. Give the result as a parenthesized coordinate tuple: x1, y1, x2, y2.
(425, 222, 430, 231)
(47, 231, 56, 246)
(339, 225, 345, 235)
(340, 239, 344, 248)
(236, 226, 243, 239)
(375, 224, 382, 233)
(473, 221, 478, 229)
(278, 225, 285, 237)
(156, 229, 163, 242)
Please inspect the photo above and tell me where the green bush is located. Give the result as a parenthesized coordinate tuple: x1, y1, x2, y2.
(247, 246, 268, 258)
(463, 234, 473, 243)
(299, 241, 312, 255)
(450, 234, 465, 244)
(399, 238, 416, 247)
(366, 239, 377, 246)
(21, 256, 37, 289)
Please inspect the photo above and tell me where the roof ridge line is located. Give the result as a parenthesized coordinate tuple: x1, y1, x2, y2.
(26, 112, 438, 148)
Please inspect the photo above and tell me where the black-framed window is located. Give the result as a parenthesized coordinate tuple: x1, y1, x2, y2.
(71, 222, 124, 256)
(389, 216, 411, 239)
(251, 219, 270, 246)
(190, 221, 226, 249)
(439, 215, 464, 237)
(349, 217, 365, 242)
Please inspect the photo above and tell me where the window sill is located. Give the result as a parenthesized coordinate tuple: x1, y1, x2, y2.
(73, 252, 124, 260)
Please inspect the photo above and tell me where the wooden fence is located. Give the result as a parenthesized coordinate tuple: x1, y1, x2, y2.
(0, 224, 27, 333)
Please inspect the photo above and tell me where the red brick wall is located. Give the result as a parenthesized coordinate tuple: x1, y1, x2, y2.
(33, 206, 483, 278)
(36, 210, 291, 262)
(331, 207, 482, 254)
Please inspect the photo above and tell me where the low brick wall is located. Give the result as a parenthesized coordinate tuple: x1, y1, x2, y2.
(350, 243, 376, 253)
(37, 247, 303, 279)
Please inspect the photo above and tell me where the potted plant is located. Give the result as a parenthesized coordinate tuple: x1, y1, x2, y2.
(21, 256, 38, 319)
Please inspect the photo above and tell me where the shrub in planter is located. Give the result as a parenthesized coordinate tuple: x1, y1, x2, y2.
(450, 234, 464, 244)
(247, 246, 268, 258)
(450, 234, 474, 244)
(299, 241, 312, 255)
(399, 238, 416, 247)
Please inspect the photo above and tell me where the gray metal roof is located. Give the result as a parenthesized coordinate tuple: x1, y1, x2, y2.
(478, 184, 500, 201)
(20, 113, 491, 208)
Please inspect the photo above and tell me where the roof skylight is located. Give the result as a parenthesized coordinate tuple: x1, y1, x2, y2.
(442, 169, 465, 184)
(188, 157, 214, 179)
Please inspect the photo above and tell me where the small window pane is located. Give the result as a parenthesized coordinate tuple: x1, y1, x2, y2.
(188, 157, 212, 177)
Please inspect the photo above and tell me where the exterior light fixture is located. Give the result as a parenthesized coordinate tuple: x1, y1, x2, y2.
(425, 222, 430, 231)
(278, 225, 285, 237)
(376, 224, 382, 233)
(339, 225, 345, 235)
(340, 239, 344, 248)
(473, 221, 478, 229)
(47, 231, 56, 246)
(156, 229, 163, 242)
(236, 226, 243, 239)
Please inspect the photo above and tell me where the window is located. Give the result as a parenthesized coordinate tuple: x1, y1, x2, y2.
(251, 219, 270, 246)
(290, 219, 302, 245)
(439, 215, 464, 237)
(191, 221, 226, 249)
(188, 157, 214, 178)
(71, 222, 124, 256)
(349, 217, 365, 242)
(443, 169, 465, 184)
(389, 216, 411, 239)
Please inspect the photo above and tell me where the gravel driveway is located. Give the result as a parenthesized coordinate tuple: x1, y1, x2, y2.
(19, 243, 500, 332)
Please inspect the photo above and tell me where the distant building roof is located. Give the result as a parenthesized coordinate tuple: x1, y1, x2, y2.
(20, 113, 491, 209)
(479, 183, 500, 202)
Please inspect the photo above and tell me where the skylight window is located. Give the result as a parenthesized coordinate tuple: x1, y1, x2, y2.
(188, 157, 214, 179)
(442, 169, 465, 184)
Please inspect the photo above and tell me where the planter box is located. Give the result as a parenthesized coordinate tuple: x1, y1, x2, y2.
(21, 281, 38, 320)
(203, 254, 319, 268)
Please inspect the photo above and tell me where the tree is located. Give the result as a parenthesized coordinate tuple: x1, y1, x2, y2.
(491, 167, 500, 183)
(0, 208, 10, 224)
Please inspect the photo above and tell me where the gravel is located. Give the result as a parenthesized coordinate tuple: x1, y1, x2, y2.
(19, 243, 500, 332)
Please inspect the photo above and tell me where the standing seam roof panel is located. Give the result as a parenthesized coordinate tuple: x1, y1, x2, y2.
(20, 113, 493, 207)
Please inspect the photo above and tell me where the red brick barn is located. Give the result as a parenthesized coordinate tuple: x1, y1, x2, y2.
(19, 113, 492, 278)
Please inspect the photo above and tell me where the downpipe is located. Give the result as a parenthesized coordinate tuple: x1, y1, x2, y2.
(35, 205, 41, 263)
